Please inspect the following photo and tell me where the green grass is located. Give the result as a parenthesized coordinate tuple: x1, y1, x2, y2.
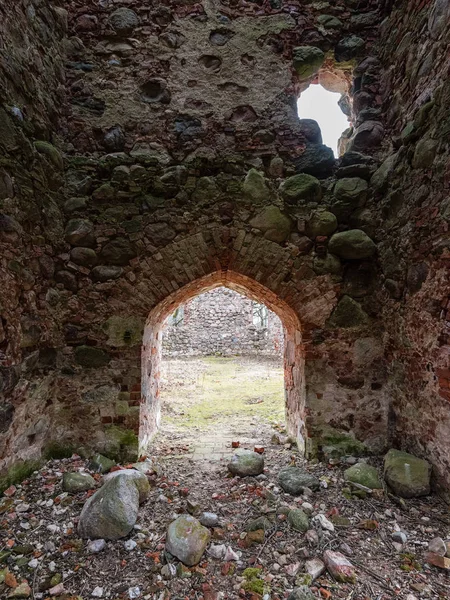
(162, 357, 285, 430)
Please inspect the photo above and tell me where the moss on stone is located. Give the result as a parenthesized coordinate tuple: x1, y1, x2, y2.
(293, 46, 325, 80)
(326, 295, 369, 328)
(0, 459, 42, 493)
(313, 254, 342, 278)
(249, 205, 291, 243)
(307, 210, 337, 237)
(34, 141, 64, 170)
(191, 176, 220, 204)
(243, 168, 270, 202)
(104, 425, 139, 463)
(383, 449, 431, 498)
(74, 345, 110, 368)
(43, 441, 75, 460)
(288, 508, 309, 532)
(344, 463, 382, 490)
(279, 173, 321, 204)
(92, 182, 116, 202)
(104, 315, 144, 347)
(328, 229, 376, 260)
(315, 426, 368, 459)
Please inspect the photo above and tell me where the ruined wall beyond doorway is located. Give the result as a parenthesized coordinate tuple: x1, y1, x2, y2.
(162, 287, 283, 358)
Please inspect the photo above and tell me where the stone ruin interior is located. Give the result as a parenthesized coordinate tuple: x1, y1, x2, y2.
(0, 0, 449, 599)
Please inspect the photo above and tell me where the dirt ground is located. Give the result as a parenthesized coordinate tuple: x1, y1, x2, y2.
(157, 356, 285, 461)
(1, 357, 450, 600)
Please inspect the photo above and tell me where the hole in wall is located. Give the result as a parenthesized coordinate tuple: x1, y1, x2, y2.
(228, 105, 257, 122)
(218, 82, 248, 93)
(140, 79, 171, 104)
(198, 55, 222, 73)
(297, 83, 350, 157)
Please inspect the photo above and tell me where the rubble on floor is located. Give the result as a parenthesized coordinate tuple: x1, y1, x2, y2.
(0, 425, 449, 600)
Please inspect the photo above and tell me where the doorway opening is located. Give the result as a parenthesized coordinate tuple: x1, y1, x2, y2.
(140, 271, 305, 460)
(157, 287, 285, 461)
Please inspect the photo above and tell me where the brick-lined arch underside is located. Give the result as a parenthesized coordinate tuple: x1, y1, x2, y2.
(141, 270, 305, 454)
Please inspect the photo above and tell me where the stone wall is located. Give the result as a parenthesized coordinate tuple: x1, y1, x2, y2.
(374, 0, 450, 495)
(1, 0, 391, 473)
(162, 287, 283, 357)
(0, 0, 449, 493)
(0, 1, 67, 468)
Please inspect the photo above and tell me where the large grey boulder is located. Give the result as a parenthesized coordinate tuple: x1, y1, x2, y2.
(278, 466, 320, 495)
(228, 450, 264, 477)
(103, 469, 150, 503)
(166, 514, 211, 566)
(383, 449, 431, 498)
(78, 470, 149, 540)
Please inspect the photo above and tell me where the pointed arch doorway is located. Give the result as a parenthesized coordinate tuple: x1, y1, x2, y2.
(140, 270, 305, 455)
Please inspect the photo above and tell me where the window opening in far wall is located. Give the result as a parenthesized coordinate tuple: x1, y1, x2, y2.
(252, 302, 269, 329)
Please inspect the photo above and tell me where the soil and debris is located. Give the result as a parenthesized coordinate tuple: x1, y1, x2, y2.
(1, 358, 450, 600)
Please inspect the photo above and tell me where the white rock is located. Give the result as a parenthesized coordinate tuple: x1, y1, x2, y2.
(28, 558, 39, 568)
(208, 544, 226, 559)
(306, 529, 319, 545)
(312, 514, 335, 532)
(49, 583, 65, 596)
(48, 561, 56, 572)
(284, 562, 301, 576)
(161, 564, 177, 578)
(16, 503, 30, 512)
(428, 537, 446, 556)
(391, 531, 407, 545)
(224, 546, 239, 561)
(92, 587, 104, 598)
(128, 586, 141, 599)
(305, 557, 325, 580)
(47, 524, 59, 534)
(124, 539, 137, 551)
(88, 539, 106, 553)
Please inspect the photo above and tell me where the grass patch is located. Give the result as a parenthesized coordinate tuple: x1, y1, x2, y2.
(162, 357, 285, 430)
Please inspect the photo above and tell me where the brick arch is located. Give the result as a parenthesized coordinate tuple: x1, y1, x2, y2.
(104, 227, 337, 330)
(141, 269, 306, 454)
